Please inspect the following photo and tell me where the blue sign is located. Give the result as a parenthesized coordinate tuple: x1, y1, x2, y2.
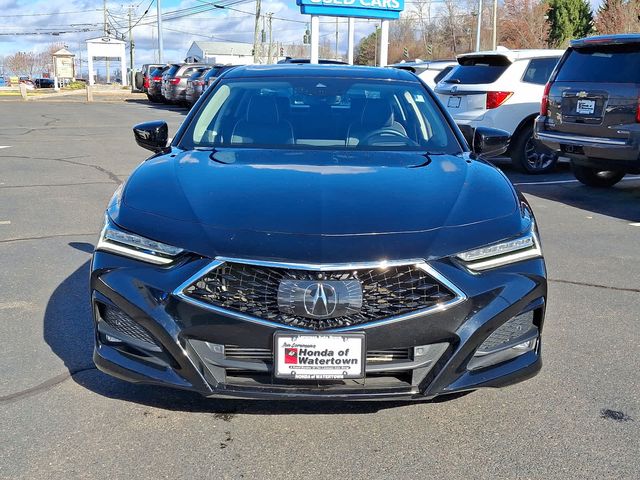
(297, 0, 404, 20)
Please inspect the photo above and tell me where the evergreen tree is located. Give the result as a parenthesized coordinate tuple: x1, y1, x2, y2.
(547, 0, 594, 47)
(355, 28, 380, 66)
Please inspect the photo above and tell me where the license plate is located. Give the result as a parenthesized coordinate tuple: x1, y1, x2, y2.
(576, 99, 595, 115)
(447, 96, 461, 108)
(274, 333, 365, 380)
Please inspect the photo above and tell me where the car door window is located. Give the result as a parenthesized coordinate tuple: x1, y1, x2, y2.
(522, 57, 560, 85)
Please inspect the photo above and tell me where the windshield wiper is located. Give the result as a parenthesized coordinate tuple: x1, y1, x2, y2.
(444, 78, 461, 84)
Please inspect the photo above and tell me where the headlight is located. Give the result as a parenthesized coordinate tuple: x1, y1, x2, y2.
(455, 229, 542, 271)
(96, 216, 184, 265)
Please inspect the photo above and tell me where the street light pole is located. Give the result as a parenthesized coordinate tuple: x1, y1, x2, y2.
(492, 0, 498, 50)
(475, 0, 483, 52)
(128, 6, 135, 91)
(156, 0, 164, 63)
(253, 0, 261, 63)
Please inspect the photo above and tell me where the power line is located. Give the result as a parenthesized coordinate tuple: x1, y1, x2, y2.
(0, 9, 101, 18)
(130, 0, 155, 29)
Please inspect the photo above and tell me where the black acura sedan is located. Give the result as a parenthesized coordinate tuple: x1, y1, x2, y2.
(91, 65, 547, 401)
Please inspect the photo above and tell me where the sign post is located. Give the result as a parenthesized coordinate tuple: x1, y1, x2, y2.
(296, 0, 404, 65)
(379, 19, 389, 66)
(347, 17, 355, 65)
(52, 48, 76, 91)
(310, 15, 320, 64)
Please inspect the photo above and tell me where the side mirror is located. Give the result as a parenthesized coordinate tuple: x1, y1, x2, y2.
(472, 126, 510, 158)
(133, 121, 169, 153)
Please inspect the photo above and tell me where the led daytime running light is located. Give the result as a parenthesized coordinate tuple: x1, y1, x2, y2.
(457, 235, 534, 262)
(97, 218, 183, 265)
(456, 232, 541, 271)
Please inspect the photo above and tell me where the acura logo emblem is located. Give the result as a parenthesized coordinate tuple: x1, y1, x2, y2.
(303, 283, 338, 317)
(450, 86, 458, 93)
(277, 279, 363, 320)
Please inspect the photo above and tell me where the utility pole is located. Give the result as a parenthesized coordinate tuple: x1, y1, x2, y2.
(335, 18, 338, 60)
(156, 0, 164, 63)
(128, 6, 135, 91)
(492, 0, 498, 50)
(253, 0, 261, 64)
(103, 0, 108, 35)
(475, 0, 483, 52)
(104, 0, 110, 84)
(267, 13, 273, 64)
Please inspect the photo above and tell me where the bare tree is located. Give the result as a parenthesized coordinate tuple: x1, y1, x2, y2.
(595, 0, 640, 34)
(499, 0, 550, 49)
(5, 51, 38, 77)
(388, 17, 422, 62)
(411, 0, 433, 56)
(36, 42, 66, 77)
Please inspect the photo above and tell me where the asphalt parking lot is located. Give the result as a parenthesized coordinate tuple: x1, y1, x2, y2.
(1, 100, 639, 479)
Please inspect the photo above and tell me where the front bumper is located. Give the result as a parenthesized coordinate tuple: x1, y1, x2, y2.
(535, 116, 640, 172)
(90, 253, 546, 401)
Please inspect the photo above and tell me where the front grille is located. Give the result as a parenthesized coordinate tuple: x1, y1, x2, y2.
(182, 261, 457, 330)
(224, 346, 411, 364)
(100, 304, 158, 346)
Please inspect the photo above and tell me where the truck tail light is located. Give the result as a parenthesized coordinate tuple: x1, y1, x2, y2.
(152, 76, 161, 82)
(636, 97, 640, 123)
(169, 78, 180, 85)
(540, 82, 551, 116)
(486, 91, 513, 109)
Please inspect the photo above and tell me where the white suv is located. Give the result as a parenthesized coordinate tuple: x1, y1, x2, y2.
(389, 60, 458, 89)
(435, 48, 563, 173)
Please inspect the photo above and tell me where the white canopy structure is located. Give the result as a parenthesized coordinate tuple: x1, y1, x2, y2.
(86, 37, 127, 86)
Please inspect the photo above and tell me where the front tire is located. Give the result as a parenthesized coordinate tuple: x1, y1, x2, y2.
(572, 163, 625, 188)
(511, 124, 557, 174)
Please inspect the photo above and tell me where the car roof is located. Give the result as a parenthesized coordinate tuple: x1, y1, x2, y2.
(571, 34, 640, 48)
(457, 48, 564, 62)
(389, 59, 456, 67)
(224, 64, 418, 81)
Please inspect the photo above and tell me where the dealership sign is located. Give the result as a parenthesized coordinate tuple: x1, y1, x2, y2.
(297, 0, 404, 19)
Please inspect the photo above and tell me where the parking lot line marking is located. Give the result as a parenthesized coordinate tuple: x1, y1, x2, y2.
(0, 146, 11, 150)
(0, 220, 10, 225)
(630, 223, 640, 227)
(514, 176, 640, 186)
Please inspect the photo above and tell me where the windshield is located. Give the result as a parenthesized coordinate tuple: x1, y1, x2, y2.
(180, 77, 461, 152)
(557, 45, 640, 83)
(442, 56, 510, 85)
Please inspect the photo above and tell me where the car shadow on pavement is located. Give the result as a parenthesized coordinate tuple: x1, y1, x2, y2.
(44, 249, 469, 414)
(517, 178, 640, 222)
(124, 98, 189, 115)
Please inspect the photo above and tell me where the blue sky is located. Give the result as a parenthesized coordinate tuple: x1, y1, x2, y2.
(0, 0, 604, 75)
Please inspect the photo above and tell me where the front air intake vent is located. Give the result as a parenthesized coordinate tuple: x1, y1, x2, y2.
(99, 304, 158, 347)
(180, 261, 459, 330)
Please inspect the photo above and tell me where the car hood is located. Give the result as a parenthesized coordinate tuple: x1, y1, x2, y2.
(114, 148, 523, 262)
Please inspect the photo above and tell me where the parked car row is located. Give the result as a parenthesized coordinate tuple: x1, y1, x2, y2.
(426, 35, 640, 186)
(142, 62, 238, 107)
(138, 35, 640, 185)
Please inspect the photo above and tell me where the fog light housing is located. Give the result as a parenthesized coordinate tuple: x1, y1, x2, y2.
(467, 310, 539, 371)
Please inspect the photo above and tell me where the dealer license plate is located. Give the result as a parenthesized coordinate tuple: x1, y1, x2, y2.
(447, 96, 461, 108)
(576, 99, 595, 115)
(274, 333, 365, 380)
